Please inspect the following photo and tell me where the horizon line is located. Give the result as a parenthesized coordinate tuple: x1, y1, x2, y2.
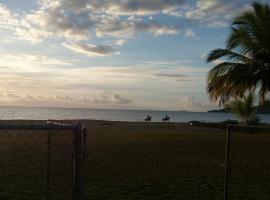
(0, 105, 210, 113)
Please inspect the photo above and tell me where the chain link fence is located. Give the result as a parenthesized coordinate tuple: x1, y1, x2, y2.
(225, 125, 270, 200)
(0, 121, 86, 200)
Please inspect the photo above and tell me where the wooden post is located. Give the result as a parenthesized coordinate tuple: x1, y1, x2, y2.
(72, 122, 83, 200)
(46, 130, 51, 200)
(224, 125, 231, 200)
(81, 127, 87, 200)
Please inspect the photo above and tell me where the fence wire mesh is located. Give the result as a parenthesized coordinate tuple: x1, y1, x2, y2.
(47, 129, 74, 200)
(0, 129, 48, 200)
(227, 126, 270, 200)
(0, 121, 86, 200)
(85, 122, 226, 200)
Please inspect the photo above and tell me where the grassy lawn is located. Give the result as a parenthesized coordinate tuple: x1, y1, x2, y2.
(1, 121, 270, 199)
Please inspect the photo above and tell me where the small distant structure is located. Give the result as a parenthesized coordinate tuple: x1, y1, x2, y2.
(188, 121, 200, 126)
(145, 115, 152, 122)
(162, 115, 170, 122)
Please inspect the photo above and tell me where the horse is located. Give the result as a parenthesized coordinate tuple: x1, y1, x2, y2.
(145, 115, 152, 122)
(162, 115, 170, 122)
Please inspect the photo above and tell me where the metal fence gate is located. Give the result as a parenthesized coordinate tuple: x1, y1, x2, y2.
(224, 125, 270, 200)
(0, 121, 86, 200)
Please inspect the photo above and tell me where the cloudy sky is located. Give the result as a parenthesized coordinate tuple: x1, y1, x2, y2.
(0, 0, 264, 111)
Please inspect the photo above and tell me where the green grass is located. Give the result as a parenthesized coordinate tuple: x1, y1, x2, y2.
(1, 121, 270, 199)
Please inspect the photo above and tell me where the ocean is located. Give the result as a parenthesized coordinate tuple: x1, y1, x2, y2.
(0, 106, 270, 123)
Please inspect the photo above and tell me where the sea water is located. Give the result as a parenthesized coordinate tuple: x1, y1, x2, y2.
(0, 106, 270, 123)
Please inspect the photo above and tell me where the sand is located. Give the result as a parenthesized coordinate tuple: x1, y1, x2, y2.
(1, 120, 270, 200)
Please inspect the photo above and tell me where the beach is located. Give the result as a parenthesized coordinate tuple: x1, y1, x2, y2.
(83, 120, 270, 199)
(1, 120, 270, 199)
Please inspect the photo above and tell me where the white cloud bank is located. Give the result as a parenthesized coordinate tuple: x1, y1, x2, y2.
(0, 92, 132, 108)
(179, 96, 217, 111)
(0, 53, 214, 110)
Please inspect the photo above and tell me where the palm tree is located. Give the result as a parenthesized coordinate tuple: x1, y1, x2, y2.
(207, 2, 270, 106)
(225, 93, 259, 125)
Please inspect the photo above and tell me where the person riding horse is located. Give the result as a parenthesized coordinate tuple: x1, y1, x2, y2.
(162, 115, 170, 122)
(145, 115, 152, 122)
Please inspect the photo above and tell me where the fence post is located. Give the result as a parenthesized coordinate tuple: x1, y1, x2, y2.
(81, 127, 87, 200)
(47, 130, 51, 200)
(224, 125, 231, 200)
(72, 122, 84, 200)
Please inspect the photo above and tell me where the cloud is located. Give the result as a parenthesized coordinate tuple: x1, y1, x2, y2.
(75, 0, 185, 16)
(0, 4, 46, 43)
(0, 92, 133, 107)
(113, 94, 132, 104)
(155, 73, 186, 78)
(0, 4, 16, 27)
(185, 0, 250, 28)
(0, 1, 181, 43)
(177, 79, 191, 82)
(0, 59, 212, 110)
(63, 43, 119, 57)
(24, 0, 96, 41)
(179, 96, 204, 107)
(0, 53, 72, 69)
(0, 1, 184, 57)
(0, 0, 251, 53)
(2, 0, 249, 61)
(185, 28, 196, 38)
(179, 96, 215, 111)
(96, 17, 178, 38)
(114, 39, 127, 46)
(93, 93, 132, 104)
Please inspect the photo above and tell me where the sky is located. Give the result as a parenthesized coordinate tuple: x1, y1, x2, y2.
(0, 0, 267, 111)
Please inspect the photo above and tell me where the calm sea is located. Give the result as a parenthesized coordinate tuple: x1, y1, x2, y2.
(0, 106, 270, 123)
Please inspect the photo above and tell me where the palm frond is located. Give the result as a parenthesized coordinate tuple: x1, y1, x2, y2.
(207, 48, 254, 64)
(225, 93, 257, 124)
(206, 2, 270, 106)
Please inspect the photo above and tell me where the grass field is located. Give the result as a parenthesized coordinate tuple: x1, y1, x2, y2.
(1, 120, 270, 199)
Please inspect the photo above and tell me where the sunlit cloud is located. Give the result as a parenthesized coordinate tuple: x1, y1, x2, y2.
(63, 43, 119, 57)
(0, 53, 72, 69)
(185, 28, 197, 38)
(185, 0, 250, 28)
(95, 17, 179, 38)
(179, 96, 216, 111)
(0, 92, 133, 108)
(0, 60, 214, 110)
(0, 0, 253, 110)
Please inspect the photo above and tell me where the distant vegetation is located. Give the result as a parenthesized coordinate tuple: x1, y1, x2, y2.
(225, 93, 260, 124)
(208, 100, 270, 114)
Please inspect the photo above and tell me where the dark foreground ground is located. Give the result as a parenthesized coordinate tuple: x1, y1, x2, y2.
(1, 120, 270, 199)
